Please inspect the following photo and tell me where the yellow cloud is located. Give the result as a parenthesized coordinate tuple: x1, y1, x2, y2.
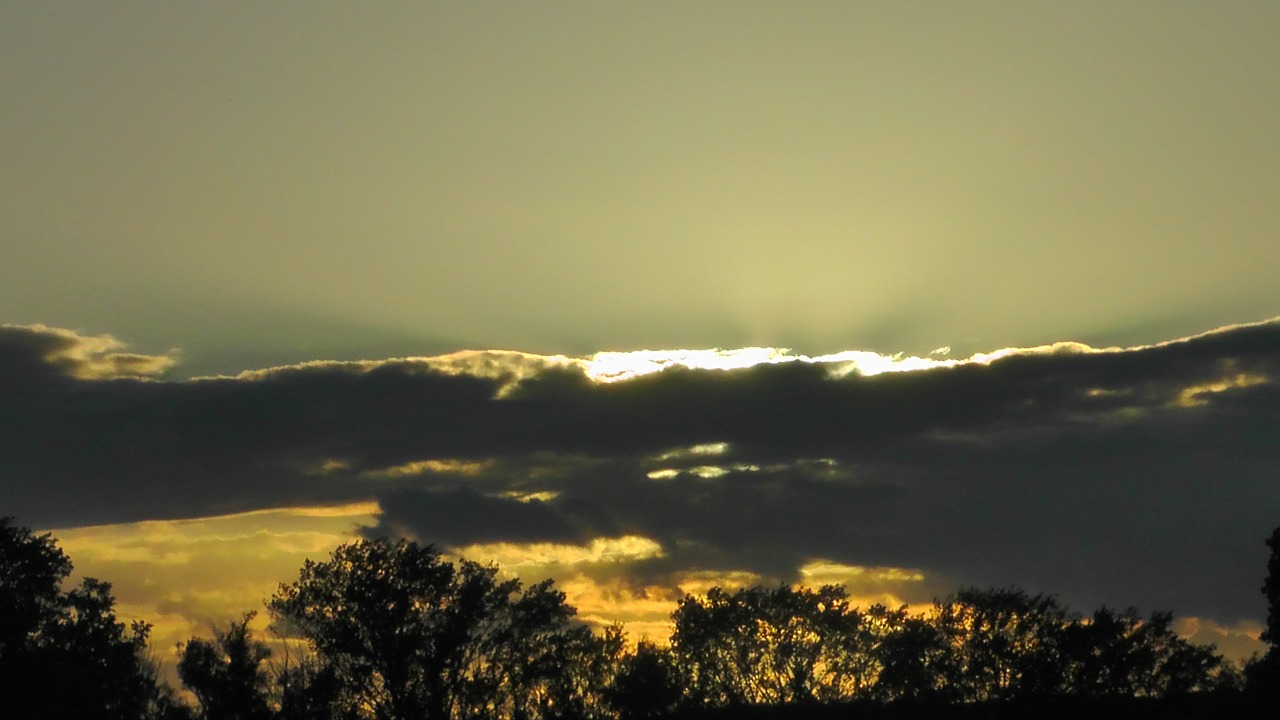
(653, 442, 731, 462)
(361, 458, 495, 479)
(445, 538, 681, 646)
(452, 536, 665, 570)
(1175, 371, 1269, 407)
(674, 569, 765, 596)
(498, 490, 561, 503)
(555, 574, 681, 644)
(46, 503, 380, 679)
(797, 560, 930, 610)
(1172, 616, 1266, 662)
(224, 350, 584, 397)
(4, 323, 178, 379)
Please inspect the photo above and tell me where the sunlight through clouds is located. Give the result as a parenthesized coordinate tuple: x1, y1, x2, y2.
(798, 560, 932, 611)
(47, 503, 380, 675)
(2, 323, 178, 379)
(451, 536, 665, 570)
(553, 574, 683, 644)
(444, 537, 678, 644)
(361, 458, 496, 479)
(586, 348, 796, 382)
(6, 2, 1280, 706)
(1175, 617, 1268, 663)
(653, 442, 731, 461)
(1175, 371, 1269, 408)
(10, 318, 1280, 671)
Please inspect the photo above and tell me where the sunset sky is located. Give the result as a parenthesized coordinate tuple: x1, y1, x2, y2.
(3, 3, 1279, 669)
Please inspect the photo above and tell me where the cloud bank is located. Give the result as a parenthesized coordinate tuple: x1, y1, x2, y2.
(4, 319, 1279, 638)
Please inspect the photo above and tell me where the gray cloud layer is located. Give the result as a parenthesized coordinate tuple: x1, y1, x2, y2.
(2, 320, 1278, 625)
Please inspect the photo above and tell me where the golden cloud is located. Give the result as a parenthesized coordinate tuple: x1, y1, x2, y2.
(4, 323, 178, 379)
(47, 504, 380, 677)
(451, 535, 665, 570)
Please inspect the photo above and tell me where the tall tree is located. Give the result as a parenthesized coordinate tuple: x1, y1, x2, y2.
(0, 516, 71, 656)
(178, 613, 274, 720)
(1248, 524, 1280, 693)
(0, 517, 186, 720)
(268, 537, 598, 720)
(932, 587, 1072, 702)
(670, 584, 872, 707)
(868, 604, 959, 703)
(606, 641, 682, 720)
(1262, 526, 1280, 651)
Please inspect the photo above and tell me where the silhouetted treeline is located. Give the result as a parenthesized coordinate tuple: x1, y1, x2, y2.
(0, 518, 190, 719)
(2, 517, 1279, 719)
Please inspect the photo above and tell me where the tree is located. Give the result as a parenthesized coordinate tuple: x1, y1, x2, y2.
(669, 584, 872, 707)
(932, 587, 1072, 702)
(1247, 524, 1280, 693)
(0, 517, 186, 720)
(606, 641, 682, 720)
(178, 613, 274, 720)
(267, 537, 599, 720)
(0, 516, 71, 655)
(1129, 611, 1221, 696)
(931, 588, 1221, 702)
(1262, 526, 1280, 652)
(1059, 607, 1157, 698)
(868, 604, 959, 703)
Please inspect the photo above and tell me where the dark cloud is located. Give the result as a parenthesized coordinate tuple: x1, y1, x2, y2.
(3, 320, 1279, 627)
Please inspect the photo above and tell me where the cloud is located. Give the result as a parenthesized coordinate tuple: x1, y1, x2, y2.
(452, 535, 665, 570)
(48, 505, 379, 679)
(1, 323, 177, 381)
(6, 318, 1280, 651)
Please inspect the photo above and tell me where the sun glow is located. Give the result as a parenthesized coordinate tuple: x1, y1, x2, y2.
(797, 560, 930, 610)
(580, 342, 1107, 384)
(1176, 371, 1269, 407)
(451, 535, 666, 569)
(45, 502, 381, 682)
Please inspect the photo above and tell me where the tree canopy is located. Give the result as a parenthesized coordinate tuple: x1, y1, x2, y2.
(265, 537, 618, 720)
(5, 518, 1280, 718)
(0, 517, 186, 720)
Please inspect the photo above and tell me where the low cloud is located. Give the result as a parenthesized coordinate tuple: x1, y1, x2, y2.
(1, 323, 177, 381)
(48, 505, 379, 678)
(6, 318, 1280, 657)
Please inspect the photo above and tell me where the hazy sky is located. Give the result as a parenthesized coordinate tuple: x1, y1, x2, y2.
(3, 2, 1279, 671)
(4, 3, 1278, 375)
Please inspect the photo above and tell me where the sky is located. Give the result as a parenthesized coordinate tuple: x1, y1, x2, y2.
(3, 2, 1279, 669)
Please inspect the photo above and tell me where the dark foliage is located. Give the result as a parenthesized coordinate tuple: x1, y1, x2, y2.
(0, 517, 190, 720)
(8, 520, 1280, 718)
(1261, 526, 1280, 650)
(265, 536, 616, 720)
(1244, 525, 1280, 696)
(179, 613, 274, 720)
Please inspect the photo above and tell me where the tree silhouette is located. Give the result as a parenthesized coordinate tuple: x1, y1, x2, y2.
(867, 604, 958, 703)
(931, 588, 1071, 702)
(606, 641, 682, 720)
(179, 613, 274, 720)
(267, 537, 604, 720)
(6, 516, 1259, 718)
(1060, 607, 1161, 698)
(0, 517, 187, 719)
(670, 584, 874, 707)
(1247, 524, 1280, 694)
(931, 588, 1220, 701)
(0, 516, 71, 656)
(1262, 526, 1280, 651)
